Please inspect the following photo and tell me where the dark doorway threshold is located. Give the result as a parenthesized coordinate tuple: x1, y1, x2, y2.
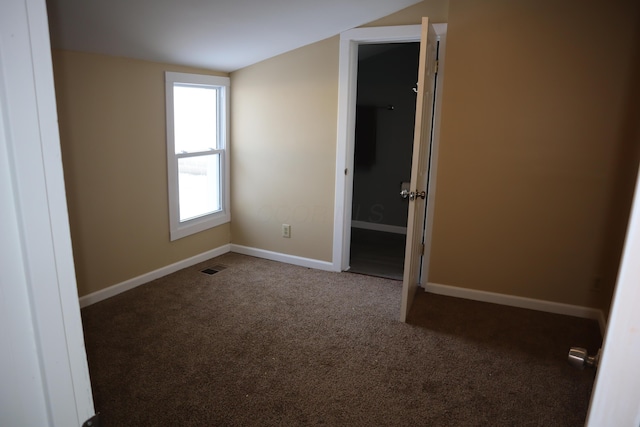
(348, 228, 405, 281)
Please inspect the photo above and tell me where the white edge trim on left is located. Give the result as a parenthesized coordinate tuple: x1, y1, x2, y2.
(79, 245, 231, 308)
(425, 282, 607, 336)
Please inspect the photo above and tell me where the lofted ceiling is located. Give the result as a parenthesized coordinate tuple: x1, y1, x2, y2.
(46, 0, 421, 72)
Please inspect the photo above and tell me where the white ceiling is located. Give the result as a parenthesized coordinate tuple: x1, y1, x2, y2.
(46, 0, 421, 72)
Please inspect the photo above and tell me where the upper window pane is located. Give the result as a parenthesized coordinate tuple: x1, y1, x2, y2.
(173, 84, 218, 153)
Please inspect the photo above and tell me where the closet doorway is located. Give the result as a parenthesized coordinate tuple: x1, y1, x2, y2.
(332, 23, 447, 313)
(349, 42, 420, 280)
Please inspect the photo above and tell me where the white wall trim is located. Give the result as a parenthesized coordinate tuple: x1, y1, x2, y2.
(78, 244, 607, 339)
(79, 245, 231, 307)
(425, 282, 606, 336)
(341, 24, 422, 44)
(351, 220, 407, 235)
(231, 244, 335, 272)
(79, 244, 338, 308)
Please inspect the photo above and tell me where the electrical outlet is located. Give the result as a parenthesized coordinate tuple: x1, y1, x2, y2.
(282, 224, 291, 238)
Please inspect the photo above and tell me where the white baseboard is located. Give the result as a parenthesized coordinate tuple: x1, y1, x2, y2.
(230, 244, 335, 272)
(79, 244, 231, 308)
(425, 282, 607, 336)
(77, 244, 608, 339)
(351, 220, 406, 235)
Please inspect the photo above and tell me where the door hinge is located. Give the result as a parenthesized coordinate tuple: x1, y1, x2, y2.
(421, 243, 425, 256)
(434, 60, 439, 74)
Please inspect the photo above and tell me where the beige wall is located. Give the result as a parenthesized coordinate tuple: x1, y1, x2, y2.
(54, 0, 639, 311)
(430, 0, 640, 308)
(229, 0, 639, 311)
(53, 51, 231, 296)
(228, 0, 448, 263)
(595, 24, 640, 317)
(230, 38, 339, 261)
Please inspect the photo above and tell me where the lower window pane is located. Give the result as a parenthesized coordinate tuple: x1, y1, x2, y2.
(178, 154, 221, 222)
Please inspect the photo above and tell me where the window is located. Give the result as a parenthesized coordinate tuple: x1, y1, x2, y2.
(165, 72, 230, 240)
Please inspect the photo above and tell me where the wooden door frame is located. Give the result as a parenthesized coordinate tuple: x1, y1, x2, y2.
(332, 23, 447, 278)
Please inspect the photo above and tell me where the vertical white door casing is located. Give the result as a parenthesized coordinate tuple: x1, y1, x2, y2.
(400, 18, 438, 322)
(332, 23, 447, 274)
(586, 164, 640, 426)
(418, 29, 446, 288)
(0, 0, 95, 425)
(0, 55, 51, 427)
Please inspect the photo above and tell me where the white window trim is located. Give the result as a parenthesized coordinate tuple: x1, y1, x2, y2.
(165, 71, 230, 241)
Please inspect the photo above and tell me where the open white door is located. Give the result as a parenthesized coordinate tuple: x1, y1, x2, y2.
(586, 165, 640, 425)
(400, 17, 438, 322)
(1, 0, 96, 425)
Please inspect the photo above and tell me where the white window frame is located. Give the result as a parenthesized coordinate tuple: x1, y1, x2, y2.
(165, 71, 230, 241)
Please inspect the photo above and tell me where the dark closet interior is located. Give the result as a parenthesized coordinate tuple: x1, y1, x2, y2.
(349, 42, 420, 280)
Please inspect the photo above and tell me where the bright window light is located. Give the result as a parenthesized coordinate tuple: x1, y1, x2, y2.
(173, 84, 218, 153)
(165, 72, 230, 241)
(178, 154, 220, 221)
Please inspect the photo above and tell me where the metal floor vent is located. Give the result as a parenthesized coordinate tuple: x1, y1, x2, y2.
(201, 265, 227, 275)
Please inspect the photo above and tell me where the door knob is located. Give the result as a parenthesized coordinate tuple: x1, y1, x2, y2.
(409, 190, 426, 201)
(400, 189, 410, 199)
(568, 347, 600, 370)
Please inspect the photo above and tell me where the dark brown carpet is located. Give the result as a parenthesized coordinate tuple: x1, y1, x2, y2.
(81, 253, 600, 426)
